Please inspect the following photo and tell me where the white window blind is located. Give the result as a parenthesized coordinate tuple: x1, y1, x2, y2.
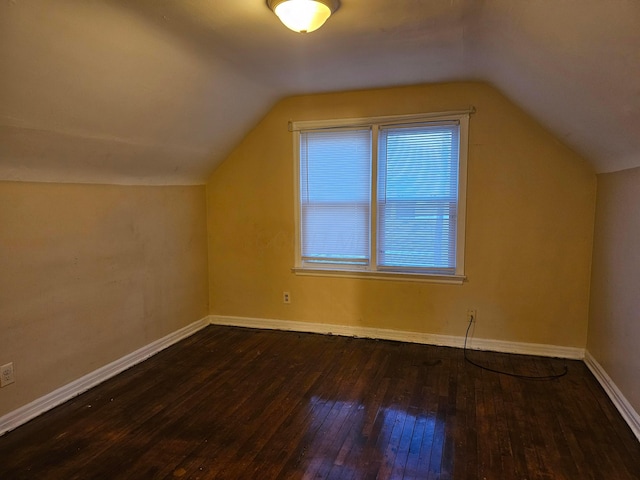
(377, 122, 460, 273)
(299, 128, 372, 266)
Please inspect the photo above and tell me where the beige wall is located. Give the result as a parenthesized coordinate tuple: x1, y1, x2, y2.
(207, 82, 596, 348)
(0, 182, 208, 417)
(588, 166, 640, 413)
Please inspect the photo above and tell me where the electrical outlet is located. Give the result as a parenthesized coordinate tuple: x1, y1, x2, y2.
(466, 309, 477, 323)
(283, 292, 291, 304)
(1, 362, 15, 387)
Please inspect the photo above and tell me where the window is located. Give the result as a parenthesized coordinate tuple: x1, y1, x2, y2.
(293, 111, 470, 284)
(299, 128, 371, 266)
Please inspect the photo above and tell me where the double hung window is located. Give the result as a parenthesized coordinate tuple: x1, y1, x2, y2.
(293, 112, 469, 283)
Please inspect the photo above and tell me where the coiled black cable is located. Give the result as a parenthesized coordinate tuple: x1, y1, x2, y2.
(463, 315, 568, 380)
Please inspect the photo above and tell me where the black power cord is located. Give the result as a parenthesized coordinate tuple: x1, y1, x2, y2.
(463, 315, 568, 380)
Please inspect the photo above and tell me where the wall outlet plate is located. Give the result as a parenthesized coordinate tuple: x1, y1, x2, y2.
(466, 309, 477, 323)
(1, 362, 15, 387)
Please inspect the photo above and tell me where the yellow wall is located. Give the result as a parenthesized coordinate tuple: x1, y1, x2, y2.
(0, 182, 208, 417)
(588, 166, 640, 414)
(207, 82, 597, 348)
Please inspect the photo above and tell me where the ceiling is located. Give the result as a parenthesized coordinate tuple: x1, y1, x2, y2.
(1, 0, 639, 184)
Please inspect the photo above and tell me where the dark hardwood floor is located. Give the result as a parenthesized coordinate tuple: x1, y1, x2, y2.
(1, 325, 639, 479)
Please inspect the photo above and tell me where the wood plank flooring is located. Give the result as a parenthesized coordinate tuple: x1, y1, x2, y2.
(0, 325, 639, 479)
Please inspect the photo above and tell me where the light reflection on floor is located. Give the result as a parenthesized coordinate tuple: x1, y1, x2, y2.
(300, 396, 442, 479)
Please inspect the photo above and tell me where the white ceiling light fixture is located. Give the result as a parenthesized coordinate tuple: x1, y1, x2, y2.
(267, 0, 340, 33)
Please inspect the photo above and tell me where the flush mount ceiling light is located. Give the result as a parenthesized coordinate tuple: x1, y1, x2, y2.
(267, 0, 340, 33)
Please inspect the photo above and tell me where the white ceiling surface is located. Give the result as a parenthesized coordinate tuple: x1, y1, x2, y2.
(1, 0, 639, 184)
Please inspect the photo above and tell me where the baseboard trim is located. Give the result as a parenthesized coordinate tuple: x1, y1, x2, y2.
(0, 317, 210, 437)
(2, 316, 601, 439)
(209, 315, 585, 359)
(584, 351, 640, 442)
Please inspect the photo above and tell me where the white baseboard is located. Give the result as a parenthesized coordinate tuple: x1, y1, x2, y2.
(584, 351, 640, 442)
(0, 317, 210, 437)
(209, 315, 585, 359)
(4, 315, 608, 440)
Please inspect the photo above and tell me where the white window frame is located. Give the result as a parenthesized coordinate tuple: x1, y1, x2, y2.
(292, 110, 471, 285)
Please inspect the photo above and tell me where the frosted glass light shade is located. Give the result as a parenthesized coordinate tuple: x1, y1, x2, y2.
(269, 0, 337, 33)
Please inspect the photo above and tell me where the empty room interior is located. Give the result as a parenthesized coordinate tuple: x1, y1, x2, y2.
(1, 1, 639, 478)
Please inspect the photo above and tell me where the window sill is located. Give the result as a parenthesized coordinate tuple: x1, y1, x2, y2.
(292, 267, 466, 285)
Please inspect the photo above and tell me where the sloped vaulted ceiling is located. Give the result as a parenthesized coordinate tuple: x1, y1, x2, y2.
(1, 0, 639, 184)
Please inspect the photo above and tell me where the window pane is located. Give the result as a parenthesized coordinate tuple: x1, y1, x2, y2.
(300, 129, 371, 265)
(377, 123, 459, 272)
